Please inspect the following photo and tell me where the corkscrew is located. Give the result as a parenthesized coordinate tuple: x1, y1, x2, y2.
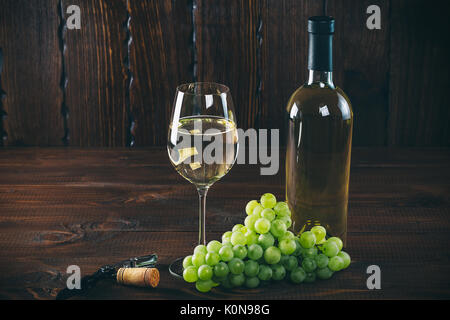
(56, 253, 159, 300)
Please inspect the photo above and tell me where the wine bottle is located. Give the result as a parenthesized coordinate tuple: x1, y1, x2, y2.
(286, 16, 353, 245)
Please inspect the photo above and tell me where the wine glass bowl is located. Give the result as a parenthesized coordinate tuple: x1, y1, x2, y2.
(168, 82, 238, 190)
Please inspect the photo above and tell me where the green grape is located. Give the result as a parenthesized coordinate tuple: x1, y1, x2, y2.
(322, 241, 339, 257)
(198, 265, 213, 280)
(304, 272, 316, 283)
(257, 265, 273, 281)
(279, 216, 292, 228)
(258, 233, 275, 249)
(293, 239, 303, 257)
(229, 273, 246, 287)
(247, 244, 264, 260)
(311, 226, 327, 243)
(280, 254, 289, 264)
(194, 245, 207, 255)
(302, 247, 318, 259)
(213, 262, 229, 278)
(302, 257, 317, 273)
(228, 258, 245, 274)
(290, 267, 306, 284)
(316, 267, 334, 280)
(316, 237, 327, 245)
(276, 207, 291, 218)
(261, 208, 276, 221)
(232, 245, 248, 259)
(192, 253, 206, 267)
(222, 231, 232, 244)
(260, 193, 277, 209)
(219, 246, 234, 262)
(252, 205, 264, 217)
(212, 275, 226, 284)
(245, 276, 260, 289)
(244, 214, 259, 232)
(264, 246, 281, 265)
(299, 231, 316, 249)
(245, 229, 259, 245)
(275, 201, 291, 218)
(327, 237, 344, 251)
(205, 252, 220, 266)
(195, 279, 213, 292)
(338, 251, 351, 269)
(245, 200, 259, 215)
(254, 218, 271, 234)
(220, 276, 233, 289)
(273, 201, 289, 214)
(328, 256, 345, 271)
(232, 224, 244, 232)
(315, 253, 329, 269)
(279, 238, 297, 255)
(244, 260, 260, 277)
(182, 255, 193, 269)
(206, 240, 222, 253)
(279, 231, 295, 241)
(231, 231, 247, 246)
(281, 255, 298, 271)
(271, 264, 286, 281)
(183, 266, 198, 283)
(240, 226, 249, 234)
(270, 219, 287, 238)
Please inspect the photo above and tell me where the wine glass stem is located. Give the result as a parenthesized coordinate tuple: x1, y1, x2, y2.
(197, 187, 209, 245)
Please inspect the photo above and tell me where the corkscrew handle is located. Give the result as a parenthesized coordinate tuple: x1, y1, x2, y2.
(116, 267, 160, 288)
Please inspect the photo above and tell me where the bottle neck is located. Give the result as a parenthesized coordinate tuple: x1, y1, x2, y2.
(307, 69, 335, 88)
(307, 31, 334, 88)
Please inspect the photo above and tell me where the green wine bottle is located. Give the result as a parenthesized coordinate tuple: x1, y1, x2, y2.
(286, 16, 353, 246)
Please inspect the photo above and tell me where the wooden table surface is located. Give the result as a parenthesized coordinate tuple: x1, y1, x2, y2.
(0, 147, 449, 300)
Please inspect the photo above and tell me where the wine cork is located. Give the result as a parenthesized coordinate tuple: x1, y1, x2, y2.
(116, 267, 160, 288)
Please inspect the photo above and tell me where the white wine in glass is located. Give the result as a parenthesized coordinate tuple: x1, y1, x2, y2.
(168, 116, 238, 188)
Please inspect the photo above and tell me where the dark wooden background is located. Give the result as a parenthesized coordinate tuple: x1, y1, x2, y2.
(0, 0, 449, 147)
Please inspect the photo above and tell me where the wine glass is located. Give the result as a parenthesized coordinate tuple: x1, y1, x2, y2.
(167, 82, 239, 277)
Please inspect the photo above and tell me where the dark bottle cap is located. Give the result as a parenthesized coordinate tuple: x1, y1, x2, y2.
(307, 16, 335, 72)
(308, 16, 335, 34)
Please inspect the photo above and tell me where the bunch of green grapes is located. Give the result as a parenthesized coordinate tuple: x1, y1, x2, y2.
(182, 193, 351, 292)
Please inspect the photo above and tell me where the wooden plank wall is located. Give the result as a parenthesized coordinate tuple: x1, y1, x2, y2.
(0, 0, 448, 147)
(388, 0, 450, 146)
(0, 0, 63, 146)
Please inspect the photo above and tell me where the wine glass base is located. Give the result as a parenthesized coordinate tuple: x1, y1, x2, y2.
(169, 257, 184, 279)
